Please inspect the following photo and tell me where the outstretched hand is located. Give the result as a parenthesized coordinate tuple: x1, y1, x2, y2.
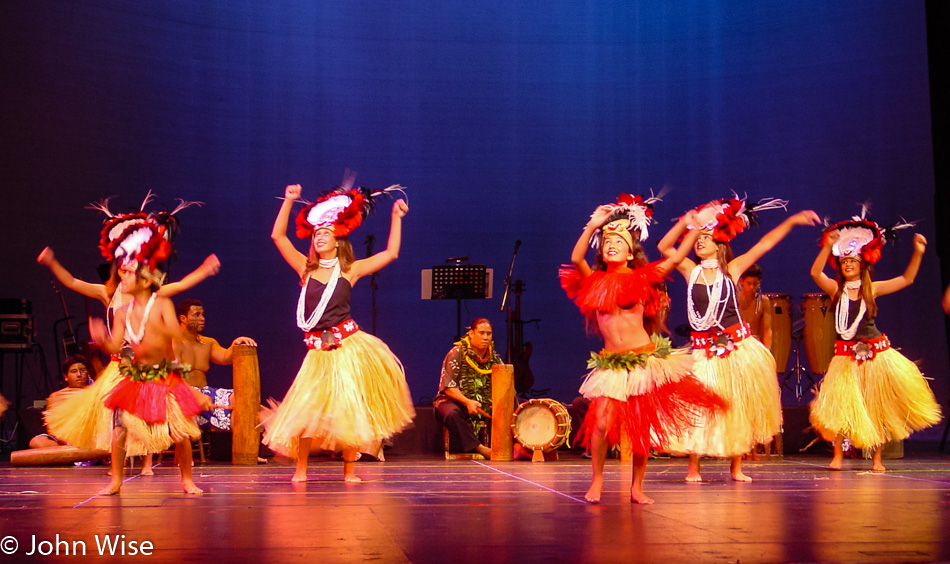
(392, 199, 409, 218)
(37, 246, 55, 266)
(913, 233, 927, 254)
(284, 184, 302, 201)
(791, 210, 821, 226)
(201, 254, 221, 276)
(588, 205, 615, 229)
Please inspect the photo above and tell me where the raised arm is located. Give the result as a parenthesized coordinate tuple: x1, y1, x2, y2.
(729, 210, 820, 281)
(271, 184, 307, 274)
(873, 234, 926, 297)
(348, 198, 408, 284)
(159, 254, 220, 297)
(810, 233, 839, 296)
(656, 213, 698, 279)
(656, 212, 701, 277)
(570, 205, 615, 279)
(36, 247, 109, 304)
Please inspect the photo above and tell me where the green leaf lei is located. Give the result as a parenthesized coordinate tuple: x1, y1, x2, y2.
(587, 334, 673, 370)
(455, 336, 499, 421)
(119, 357, 191, 383)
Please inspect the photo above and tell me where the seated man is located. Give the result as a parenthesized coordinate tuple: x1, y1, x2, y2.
(32, 355, 93, 449)
(433, 318, 500, 459)
(173, 299, 256, 431)
(737, 264, 772, 348)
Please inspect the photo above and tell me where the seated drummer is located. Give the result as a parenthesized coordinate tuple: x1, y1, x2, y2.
(737, 264, 772, 348)
(32, 355, 93, 448)
(433, 318, 501, 459)
(172, 299, 257, 431)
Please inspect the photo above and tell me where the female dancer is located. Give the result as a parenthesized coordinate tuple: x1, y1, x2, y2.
(41, 198, 217, 469)
(262, 178, 414, 483)
(658, 197, 819, 482)
(809, 213, 941, 471)
(561, 194, 724, 504)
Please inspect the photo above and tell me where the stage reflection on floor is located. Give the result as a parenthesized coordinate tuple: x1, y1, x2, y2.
(0, 454, 948, 563)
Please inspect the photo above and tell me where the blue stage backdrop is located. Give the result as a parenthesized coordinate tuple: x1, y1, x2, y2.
(1, 2, 945, 429)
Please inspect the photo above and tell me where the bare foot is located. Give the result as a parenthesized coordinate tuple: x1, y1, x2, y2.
(731, 471, 752, 482)
(98, 481, 122, 496)
(829, 455, 843, 470)
(181, 480, 203, 495)
(630, 490, 655, 505)
(140, 467, 154, 477)
(291, 471, 308, 483)
(871, 462, 886, 473)
(585, 477, 603, 503)
(685, 471, 703, 483)
(344, 473, 362, 483)
(475, 445, 491, 459)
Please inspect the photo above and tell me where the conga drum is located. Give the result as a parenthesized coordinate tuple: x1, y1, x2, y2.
(763, 293, 791, 373)
(511, 399, 572, 453)
(802, 293, 836, 374)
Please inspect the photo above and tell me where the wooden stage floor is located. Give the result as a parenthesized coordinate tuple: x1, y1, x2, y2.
(0, 454, 948, 563)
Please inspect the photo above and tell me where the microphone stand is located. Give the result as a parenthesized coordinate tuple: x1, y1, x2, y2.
(500, 240, 521, 363)
(364, 234, 377, 335)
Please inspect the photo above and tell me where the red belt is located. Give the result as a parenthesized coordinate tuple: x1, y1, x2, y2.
(835, 335, 889, 363)
(303, 319, 359, 351)
(691, 322, 752, 358)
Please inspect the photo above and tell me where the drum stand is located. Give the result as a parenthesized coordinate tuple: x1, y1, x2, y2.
(781, 331, 815, 403)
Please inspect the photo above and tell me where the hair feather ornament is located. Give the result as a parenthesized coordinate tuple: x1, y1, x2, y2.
(590, 188, 667, 250)
(820, 202, 915, 267)
(294, 169, 407, 239)
(88, 191, 203, 284)
(686, 192, 788, 243)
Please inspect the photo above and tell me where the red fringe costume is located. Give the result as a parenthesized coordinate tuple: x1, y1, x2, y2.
(103, 359, 202, 456)
(561, 264, 725, 456)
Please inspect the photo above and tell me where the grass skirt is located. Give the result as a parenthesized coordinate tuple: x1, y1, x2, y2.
(577, 344, 726, 457)
(671, 337, 781, 457)
(261, 330, 415, 457)
(810, 347, 942, 450)
(44, 360, 123, 451)
(105, 370, 202, 456)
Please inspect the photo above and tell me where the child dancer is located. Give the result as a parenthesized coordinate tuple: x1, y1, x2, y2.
(262, 174, 414, 483)
(561, 193, 724, 504)
(658, 197, 818, 481)
(89, 213, 212, 495)
(809, 209, 941, 471)
(41, 195, 216, 475)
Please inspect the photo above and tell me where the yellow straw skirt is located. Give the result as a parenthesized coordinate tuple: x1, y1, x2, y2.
(671, 337, 781, 457)
(115, 399, 202, 457)
(261, 330, 415, 457)
(810, 348, 942, 450)
(44, 360, 123, 451)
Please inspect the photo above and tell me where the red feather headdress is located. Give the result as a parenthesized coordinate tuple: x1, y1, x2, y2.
(294, 169, 406, 239)
(687, 194, 788, 243)
(820, 203, 914, 267)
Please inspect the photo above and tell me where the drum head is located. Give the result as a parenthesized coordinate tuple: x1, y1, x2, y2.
(513, 403, 558, 450)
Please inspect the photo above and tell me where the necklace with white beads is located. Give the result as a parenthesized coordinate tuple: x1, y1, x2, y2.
(296, 258, 340, 331)
(125, 293, 157, 345)
(687, 260, 735, 331)
(836, 280, 865, 340)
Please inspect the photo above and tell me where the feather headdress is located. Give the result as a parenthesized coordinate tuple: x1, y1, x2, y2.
(821, 202, 914, 266)
(591, 189, 666, 250)
(686, 193, 788, 243)
(294, 169, 406, 239)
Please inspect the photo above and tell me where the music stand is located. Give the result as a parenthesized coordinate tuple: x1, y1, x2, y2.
(422, 263, 492, 339)
(781, 321, 816, 404)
